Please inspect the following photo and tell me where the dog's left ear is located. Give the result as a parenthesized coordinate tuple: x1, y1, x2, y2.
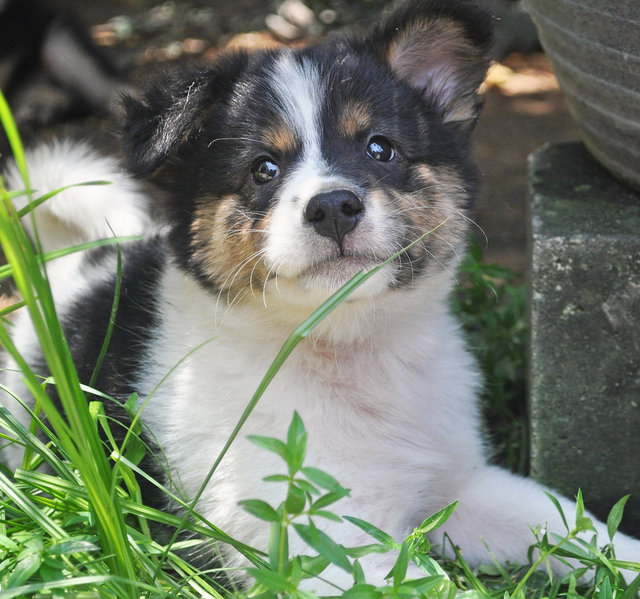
(123, 51, 249, 178)
(368, 0, 493, 132)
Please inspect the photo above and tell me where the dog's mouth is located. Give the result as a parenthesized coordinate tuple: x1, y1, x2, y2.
(294, 251, 395, 295)
(301, 252, 379, 276)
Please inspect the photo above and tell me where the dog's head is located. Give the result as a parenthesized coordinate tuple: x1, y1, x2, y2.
(124, 0, 492, 309)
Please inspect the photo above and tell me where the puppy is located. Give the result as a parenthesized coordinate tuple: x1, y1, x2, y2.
(2, 0, 639, 592)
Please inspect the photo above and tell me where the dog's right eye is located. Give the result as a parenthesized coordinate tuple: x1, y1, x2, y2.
(367, 136, 395, 162)
(252, 158, 280, 184)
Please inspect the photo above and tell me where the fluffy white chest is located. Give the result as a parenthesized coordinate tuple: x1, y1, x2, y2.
(138, 266, 485, 551)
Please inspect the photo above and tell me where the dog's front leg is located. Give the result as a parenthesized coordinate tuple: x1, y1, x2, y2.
(430, 464, 640, 582)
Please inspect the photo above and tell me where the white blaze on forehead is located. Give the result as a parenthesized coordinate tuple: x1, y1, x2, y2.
(268, 52, 323, 161)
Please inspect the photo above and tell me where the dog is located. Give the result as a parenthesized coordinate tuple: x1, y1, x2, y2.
(2, 0, 639, 592)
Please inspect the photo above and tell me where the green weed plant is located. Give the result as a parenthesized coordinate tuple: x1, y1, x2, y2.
(451, 236, 528, 474)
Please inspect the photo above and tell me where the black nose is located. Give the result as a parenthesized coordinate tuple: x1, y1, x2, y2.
(304, 190, 364, 245)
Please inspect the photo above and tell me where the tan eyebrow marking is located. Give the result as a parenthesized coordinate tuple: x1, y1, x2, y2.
(338, 101, 373, 138)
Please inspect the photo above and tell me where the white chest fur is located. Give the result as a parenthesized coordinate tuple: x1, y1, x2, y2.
(138, 266, 485, 556)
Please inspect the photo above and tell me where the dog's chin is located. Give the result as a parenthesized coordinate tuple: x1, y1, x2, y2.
(295, 255, 395, 300)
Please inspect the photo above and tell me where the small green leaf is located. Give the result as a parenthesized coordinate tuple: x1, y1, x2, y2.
(343, 516, 400, 550)
(612, 559, 640, 572)
(248, 435, 287, 460)
(551, 539, 591, 560)
(286, 412, 307, 473)
(607, 495, 630, 541)
(48, 538, 99, 555)
(352, 559, 366, 585)
(288, 555, 302, 586)
(247, 567, 296, 592)
(575, 489, 585, 521)
(576, 515, 594, 532)
(301, 467, 344, 491)
(598, 575, 613, 599)
(268, 520, 287, 571)
(344, 544, 389, 558)
(298, 554, 330, 579)
(285, 485, 306, 515)
(293, 522, 352, 573)
(124, 393, 141, 429)
(544, 491, 569, 531)
(7, 552, 42, 588)
(308, 509, 343, 523)
(388, 542, 409, 588)
(263, 474, 289, 483)
(402, 576, 448, 593)
(412, 552, 448, 577)
(311, 490, 349, 511)
(415, 501, 458, 535)
(0, 535, 18, 552)
(239, 499, 280, 522)
(294, 478, 319, 496)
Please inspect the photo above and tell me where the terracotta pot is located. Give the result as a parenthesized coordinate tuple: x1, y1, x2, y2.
(525, 0, 640, 190)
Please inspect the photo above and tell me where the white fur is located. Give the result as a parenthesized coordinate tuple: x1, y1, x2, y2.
(268, 53, 323, 162)
(2, 144, 640, 594)
(4, 139, 154, 254)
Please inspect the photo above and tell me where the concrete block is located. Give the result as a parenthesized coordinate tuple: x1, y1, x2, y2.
(528, 142, 640, 531)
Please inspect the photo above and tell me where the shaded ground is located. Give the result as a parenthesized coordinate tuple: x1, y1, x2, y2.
(474, 56, 580, 272)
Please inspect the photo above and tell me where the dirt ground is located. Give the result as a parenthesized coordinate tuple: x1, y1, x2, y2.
(28, 0, 585, 274)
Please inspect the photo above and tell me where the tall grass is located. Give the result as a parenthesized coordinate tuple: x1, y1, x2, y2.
(0, 91, 639, 598)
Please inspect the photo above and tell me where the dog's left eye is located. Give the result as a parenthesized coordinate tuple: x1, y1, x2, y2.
(366, 136, 395, 162)
(252, 158, 280, 184)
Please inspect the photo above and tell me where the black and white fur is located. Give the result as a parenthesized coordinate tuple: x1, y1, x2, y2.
(2, 0, 639, 592)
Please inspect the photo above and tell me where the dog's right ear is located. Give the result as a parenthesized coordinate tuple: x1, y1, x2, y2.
(365, 0, 493, 134)
(123, 51, 249, 178)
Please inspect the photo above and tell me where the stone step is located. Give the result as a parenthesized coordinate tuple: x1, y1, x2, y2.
(528, 141, 640, 532)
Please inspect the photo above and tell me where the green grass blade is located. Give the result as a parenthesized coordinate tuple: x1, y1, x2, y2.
(16, 181, 112, 218)
(0, 470, 67, 539)
(0, 235, 141, 281)
(0, 575, 115, 599)
(89, 243, 122, 389)
(0, 400, 71, 477)
(0, 90, 29, 192)
(0, 113, 139, 596)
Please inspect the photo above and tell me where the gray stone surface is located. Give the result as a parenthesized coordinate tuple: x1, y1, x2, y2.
(528, 142, 640, 532)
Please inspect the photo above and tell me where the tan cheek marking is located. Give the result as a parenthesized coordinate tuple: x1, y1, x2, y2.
(191, 195, 271, 300)
(392, 165, 469, 263)
(338, 102, 373, 138)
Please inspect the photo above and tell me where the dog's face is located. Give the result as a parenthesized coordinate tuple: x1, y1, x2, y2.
(125, 0, 492, 308)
